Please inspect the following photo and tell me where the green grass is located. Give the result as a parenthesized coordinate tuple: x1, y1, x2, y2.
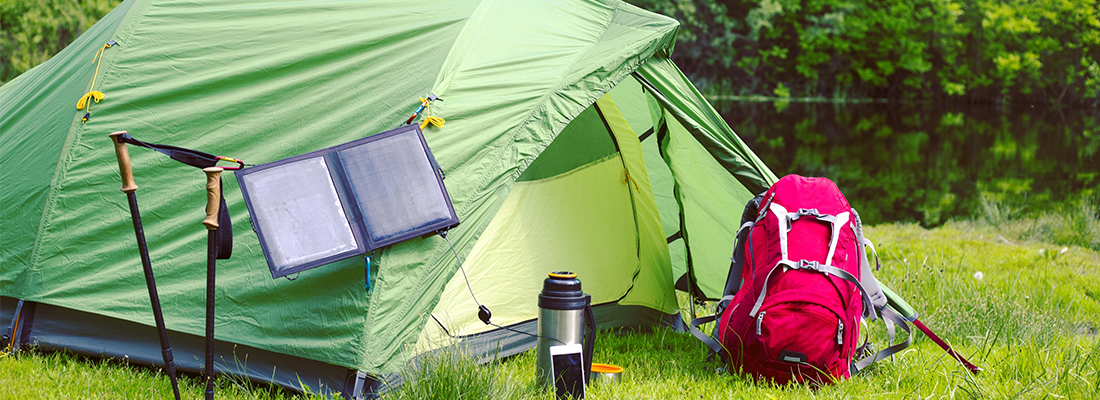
(384, 219, 1100, 399)
(972, 192, 1100, 252)
(0, 349, 316, 400)
(4, 216, 1099, 399)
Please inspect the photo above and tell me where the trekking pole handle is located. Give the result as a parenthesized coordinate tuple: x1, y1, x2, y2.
(202, 167, 222, 230)
(108, 131, 139, 193)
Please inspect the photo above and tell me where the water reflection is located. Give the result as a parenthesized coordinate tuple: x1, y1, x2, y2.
(719, 101, 1100, 226)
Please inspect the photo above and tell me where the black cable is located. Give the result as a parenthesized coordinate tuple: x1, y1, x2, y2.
(439, 230, 481, 307)
(437, 230, 565, 345)
(430, 314, 565, 346)
(491, 322, 566, 345)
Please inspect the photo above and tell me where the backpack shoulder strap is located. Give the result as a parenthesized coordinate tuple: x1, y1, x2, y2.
(852, 209, 887, 319)
(722, 220, 754, 295)
(688, 293, 735, 361)
(723, 194, 764, 296)
(688, 314, 723, 357)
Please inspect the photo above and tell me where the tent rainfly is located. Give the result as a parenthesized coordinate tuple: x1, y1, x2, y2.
(0, 0, 776, 397)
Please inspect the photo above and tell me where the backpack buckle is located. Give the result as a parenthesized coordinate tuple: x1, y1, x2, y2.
(798, 259, 822, 271)
(798, 208, 820, 217)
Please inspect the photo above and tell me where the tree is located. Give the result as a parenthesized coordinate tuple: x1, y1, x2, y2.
(0, 0, 120, 84)
(628, 0, 1100, 105)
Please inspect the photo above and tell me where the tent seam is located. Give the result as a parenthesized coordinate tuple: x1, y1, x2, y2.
(641, 56, 778, 190)
(431, 0, 499, 95)
(26, 0, 153, 281)
(595, 99, 643, 303)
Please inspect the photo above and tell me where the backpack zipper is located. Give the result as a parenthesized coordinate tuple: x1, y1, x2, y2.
(836, 319, 844, 345)
(756, 311, 766, 335)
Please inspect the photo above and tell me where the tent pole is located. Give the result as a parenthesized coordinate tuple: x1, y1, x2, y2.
(201, 167, 223, 400)
(4, 299, 25, 354)
(109, 132, 182, 400)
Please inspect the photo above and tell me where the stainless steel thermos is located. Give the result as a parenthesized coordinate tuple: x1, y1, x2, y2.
(535, 271, 596, 390)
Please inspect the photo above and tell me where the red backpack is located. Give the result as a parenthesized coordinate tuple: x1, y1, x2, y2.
(689, 175, 980, 383)
(723, 175, 877, 383)
(688, 175, 905, 384)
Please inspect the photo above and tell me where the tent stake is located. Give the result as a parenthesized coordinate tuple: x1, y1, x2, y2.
(109, 131, 182, 400)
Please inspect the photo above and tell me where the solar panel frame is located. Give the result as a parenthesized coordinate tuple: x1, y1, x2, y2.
(236, 125, 459, 279)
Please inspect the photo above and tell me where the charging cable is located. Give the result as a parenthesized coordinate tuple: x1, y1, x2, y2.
(437, 230, 564, 345)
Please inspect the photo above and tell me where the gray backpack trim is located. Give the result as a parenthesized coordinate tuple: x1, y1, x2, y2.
(848, 208, 914, 374)
(852, 209, 887, 319)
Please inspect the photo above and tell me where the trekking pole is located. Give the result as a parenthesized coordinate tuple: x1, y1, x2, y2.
(108, 131, 183, 400)
(879, 285, 982, 374)
(201, 167, 222, 400)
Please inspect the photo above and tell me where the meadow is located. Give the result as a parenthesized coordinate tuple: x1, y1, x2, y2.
(3, 201, 1098, 399)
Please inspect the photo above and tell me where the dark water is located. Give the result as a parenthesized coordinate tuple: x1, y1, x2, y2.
(717, 101, 1100, 227)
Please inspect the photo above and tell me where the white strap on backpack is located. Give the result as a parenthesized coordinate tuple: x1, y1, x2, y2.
(748, 203, 869, 317)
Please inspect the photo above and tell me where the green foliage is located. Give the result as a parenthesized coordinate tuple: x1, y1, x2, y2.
(6, 0, 1097, 105)
(629, 0, 1100, 105)
(0, 0, 121, 84)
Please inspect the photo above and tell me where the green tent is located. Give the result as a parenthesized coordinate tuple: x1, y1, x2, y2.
(0, 0, 775, 396)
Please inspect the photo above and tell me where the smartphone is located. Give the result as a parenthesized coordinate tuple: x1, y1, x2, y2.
(549, 343, 585, 399)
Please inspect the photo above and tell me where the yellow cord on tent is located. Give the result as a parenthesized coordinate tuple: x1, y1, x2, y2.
(418, 97, 445, 130)
(76, 91, 104, 110)
(76, 42, 114, 123)
(624, 169, 640, 192)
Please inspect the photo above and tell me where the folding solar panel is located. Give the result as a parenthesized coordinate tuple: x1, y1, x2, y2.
(237, 125, 459, 278)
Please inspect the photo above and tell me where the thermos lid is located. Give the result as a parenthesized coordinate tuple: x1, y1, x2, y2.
(539, 271, 590, 310)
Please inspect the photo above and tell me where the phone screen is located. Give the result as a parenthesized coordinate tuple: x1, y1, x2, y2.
(550, 344, 585, 399)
